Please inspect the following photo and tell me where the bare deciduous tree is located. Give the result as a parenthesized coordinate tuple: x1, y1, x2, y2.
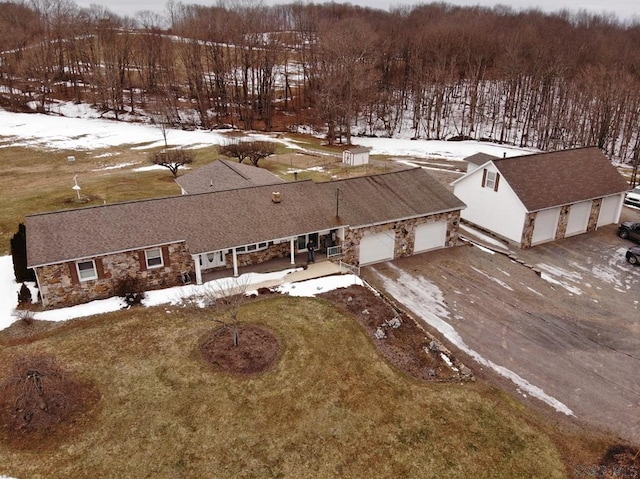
(150, 148, 195, 177)
(194, 275, 251, 347)
(218, 140, 277, 167)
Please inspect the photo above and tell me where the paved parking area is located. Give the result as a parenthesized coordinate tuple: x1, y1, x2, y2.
(363, 206, 640, 443)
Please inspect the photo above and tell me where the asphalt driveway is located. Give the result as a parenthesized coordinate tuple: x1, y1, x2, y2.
(363, 206, 640, 443)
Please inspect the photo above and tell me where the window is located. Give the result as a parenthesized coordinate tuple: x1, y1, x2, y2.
(77, 260, 97, 281)
(482, 169, 500, 191)
(485, 171, 497, 189)
(145, 248, 163, 268)
(236, 242, 272, 254)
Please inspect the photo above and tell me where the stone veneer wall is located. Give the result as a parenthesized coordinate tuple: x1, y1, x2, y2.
(36, 242, 194, 309)
(587, 198, 602, 231)
(555, 205, 571, 240)
(521, 199, 604, 248)
(341, 211, 460, 265)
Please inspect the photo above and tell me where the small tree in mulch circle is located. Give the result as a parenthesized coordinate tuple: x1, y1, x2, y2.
(198, 277, 281, 375)
(202, 276, 251, 346)
(0, 355, 96, 435)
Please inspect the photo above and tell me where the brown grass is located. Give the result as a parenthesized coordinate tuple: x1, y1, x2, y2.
(0, 296, 587, 478)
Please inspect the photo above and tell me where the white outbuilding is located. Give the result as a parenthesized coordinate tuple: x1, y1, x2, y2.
(342, 146, 370, 166)
(452, 147, 629, 248)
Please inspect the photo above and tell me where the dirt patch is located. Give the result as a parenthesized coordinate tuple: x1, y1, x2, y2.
(200, 324, 280, 376)
(319, 285, 472, 382)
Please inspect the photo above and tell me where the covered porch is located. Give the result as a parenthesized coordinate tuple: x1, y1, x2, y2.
(201, 250, 337, 283)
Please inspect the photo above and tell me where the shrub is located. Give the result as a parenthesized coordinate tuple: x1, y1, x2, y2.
(11, 223, 36, 283)
(115, 276, 146, 307)
(0, 355, 86, 433)
(16, 309, 35, 326)
(17, 283, 32, 307)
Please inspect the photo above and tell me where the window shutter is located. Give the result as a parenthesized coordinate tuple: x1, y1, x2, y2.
(96, 258, 105, 279)
(69, 263, 79, 285)
(481, 168, 487, 187)
(494, 173, 500, 192)
(138, 251, 147, 271)
(162, 245, 171, 267)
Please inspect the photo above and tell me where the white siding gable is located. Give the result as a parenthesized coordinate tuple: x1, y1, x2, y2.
(453, 162, 527, 243)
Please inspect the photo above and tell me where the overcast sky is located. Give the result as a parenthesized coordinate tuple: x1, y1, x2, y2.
(75, 0, 639, 23)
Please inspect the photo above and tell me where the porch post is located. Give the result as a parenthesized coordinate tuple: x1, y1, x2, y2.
(193, 255, 202, 285)
(232, 248, 238, 277)
(290, 237, 295, 264)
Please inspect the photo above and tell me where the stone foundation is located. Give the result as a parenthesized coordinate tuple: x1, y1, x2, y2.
(36, 242, 194, 309)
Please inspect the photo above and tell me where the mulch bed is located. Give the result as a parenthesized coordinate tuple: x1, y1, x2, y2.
(0, 355, 100, 447)
(200, 324, 280, 376)
(319, 285, 472, 382)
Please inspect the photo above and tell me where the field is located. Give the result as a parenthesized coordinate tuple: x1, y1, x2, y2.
(0, 134, 395, 255)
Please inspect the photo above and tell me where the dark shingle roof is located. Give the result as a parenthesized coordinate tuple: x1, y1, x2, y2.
(175, 159, 283, 194)
(492, 147, 629, 211)
(26, 168, 464, 267)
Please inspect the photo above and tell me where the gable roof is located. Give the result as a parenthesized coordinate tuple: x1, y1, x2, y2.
(491, 147, 629, 211)
(26, 168, 465, 267)
(175, 159, 283, 194)
(464, 152, 499, 166)
(344, 146, 370, 154)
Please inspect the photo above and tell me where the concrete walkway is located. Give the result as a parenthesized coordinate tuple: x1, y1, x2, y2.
(248, 260, 343, 291)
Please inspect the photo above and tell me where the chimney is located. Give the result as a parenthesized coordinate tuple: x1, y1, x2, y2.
(503, 152, 507, 158)
(272, 191, 281, 203)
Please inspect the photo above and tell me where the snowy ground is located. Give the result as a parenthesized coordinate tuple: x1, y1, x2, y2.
(0, 103, 534, 161)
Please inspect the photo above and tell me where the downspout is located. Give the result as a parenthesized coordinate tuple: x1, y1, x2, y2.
(290, 237, 295, 265)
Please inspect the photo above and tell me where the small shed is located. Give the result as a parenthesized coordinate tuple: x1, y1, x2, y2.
(343, 146, 370, 166)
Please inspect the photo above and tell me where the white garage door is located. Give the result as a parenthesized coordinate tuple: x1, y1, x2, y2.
(597, 195, 622, 227)
(359, 231, 395, 265)
(532, 208, 560, 245)
(565, 201, 592, 236)
(414, 221, 447, 253)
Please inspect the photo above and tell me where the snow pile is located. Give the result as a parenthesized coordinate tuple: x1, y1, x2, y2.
(0, 257, 363, 330)
(276, 274, 363, 297)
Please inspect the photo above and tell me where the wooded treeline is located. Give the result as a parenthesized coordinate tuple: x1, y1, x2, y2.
(1, 0, 639, 165)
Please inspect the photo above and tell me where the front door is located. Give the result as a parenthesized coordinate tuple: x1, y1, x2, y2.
(297, 233, 319, 251)
(200, 251, 226, 269)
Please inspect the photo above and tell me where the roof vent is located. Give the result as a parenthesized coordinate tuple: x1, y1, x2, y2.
(272, 191, 281, 203)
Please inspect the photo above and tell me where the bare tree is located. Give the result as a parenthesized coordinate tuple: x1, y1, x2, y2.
(196, 275, 251, 346)
(150, 148, 195, 177)
(218, 140, 277, 167)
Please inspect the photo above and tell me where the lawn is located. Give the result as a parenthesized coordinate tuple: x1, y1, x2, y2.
(0, 295, 579, 478)
(0, 137, 394, 255)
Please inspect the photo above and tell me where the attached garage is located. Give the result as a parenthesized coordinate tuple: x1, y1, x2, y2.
(532, 208, 560, 245)
(597, 195, 622, 227)
(414, 221, 447, 253)
(566, 201, 592, 236)
(359, 231, 395, 265)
